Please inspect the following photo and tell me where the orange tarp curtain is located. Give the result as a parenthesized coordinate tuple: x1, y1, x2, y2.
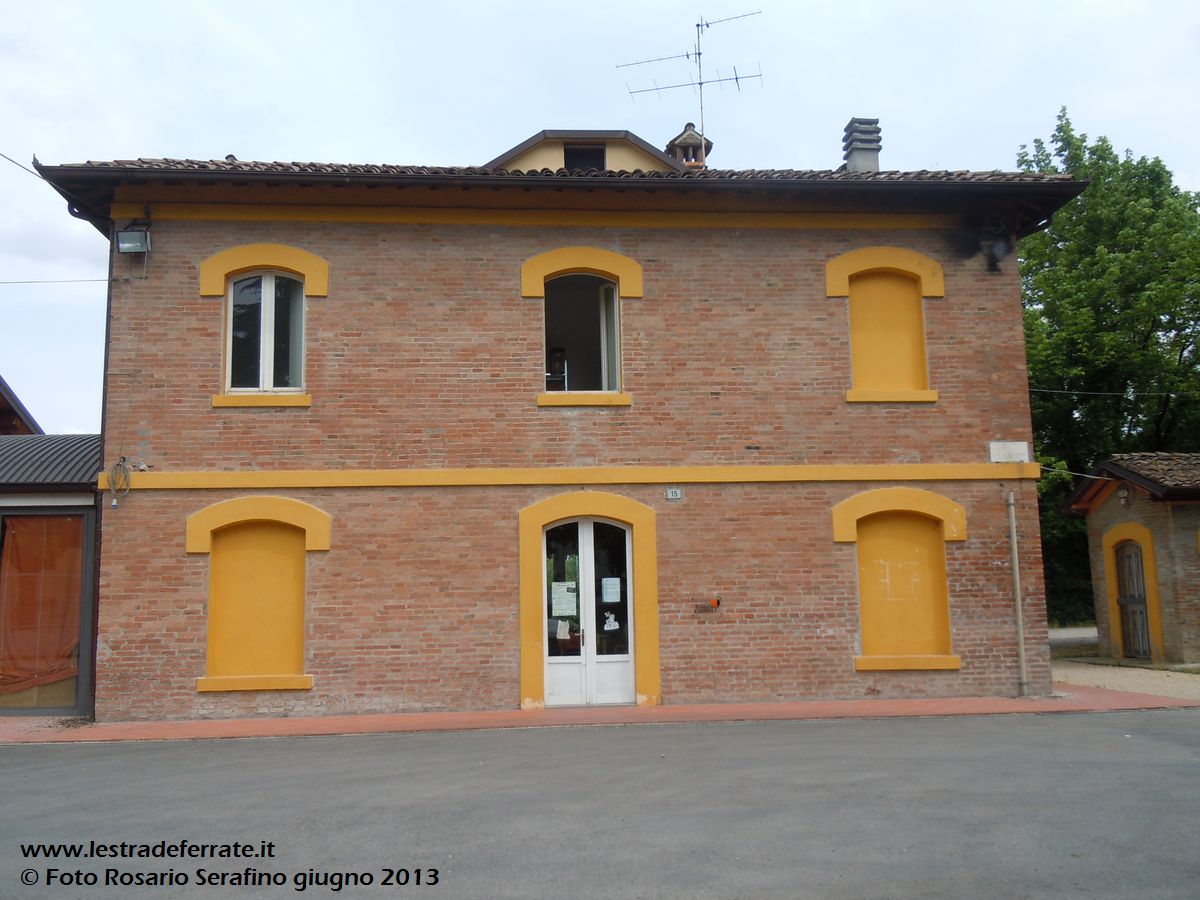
(0, 516, 83, 695)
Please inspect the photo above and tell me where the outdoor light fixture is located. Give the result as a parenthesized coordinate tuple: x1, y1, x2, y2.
(116, 227, 151, 254)
(1117, 486, 1130, 506)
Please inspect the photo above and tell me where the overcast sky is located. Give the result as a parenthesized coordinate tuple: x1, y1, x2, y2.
(3, 0, 1198, 433)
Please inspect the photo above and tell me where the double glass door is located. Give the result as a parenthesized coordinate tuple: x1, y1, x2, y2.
(544, 519, 634, 706)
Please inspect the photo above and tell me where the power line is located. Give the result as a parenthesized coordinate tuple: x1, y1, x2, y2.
(1030, 386, 1198, 398)
(0, 278, 107, 285)
(0, 152, 42, 179)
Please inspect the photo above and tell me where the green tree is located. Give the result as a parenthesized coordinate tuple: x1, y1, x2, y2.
(1018, 109, 1200, 623)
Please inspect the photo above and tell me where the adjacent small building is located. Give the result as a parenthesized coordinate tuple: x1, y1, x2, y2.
(1069, 453, 1200, 664)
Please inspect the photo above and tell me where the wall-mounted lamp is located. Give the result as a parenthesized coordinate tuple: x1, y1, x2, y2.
(116, 227, 151, 254)
(1117, 485, 1130, 506)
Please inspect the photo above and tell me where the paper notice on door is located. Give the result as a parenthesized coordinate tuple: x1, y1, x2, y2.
(551, 582, 577, 616)
(601, 577, 621, 604)
(556, 619, 570, 640)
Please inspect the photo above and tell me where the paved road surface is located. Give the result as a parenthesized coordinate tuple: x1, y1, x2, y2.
(4, 710, 1199, 899)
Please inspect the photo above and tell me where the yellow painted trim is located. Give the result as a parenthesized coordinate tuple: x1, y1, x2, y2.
(211, 393, 312, 408)
(196, 674, 314, 692)
(521, 246, 643, 298)
(537, 392, 632, 407)
(831, 487, 968, 542)
(185, 495, 332, 553)
(198, 243, 330, 297)
(845, 389, 939, 403)
(518, 491, 660, 709)
(854, 655, 962, 671)
(1100, 522, 1166, 662)
(99, 462, 1043, 492)
(825, 246, 946, 297)
(113, 203, 957, 232)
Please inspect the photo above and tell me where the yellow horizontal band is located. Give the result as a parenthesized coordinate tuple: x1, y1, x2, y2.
(211, 393, 313, 408)
(97, 462, 1041, 491)
(110, 203, 957, 232)
(196, 674, 314, 692)
(854, 654, 963, 671)
(845, 389, 939, 403)
(537, 392, 632, 407)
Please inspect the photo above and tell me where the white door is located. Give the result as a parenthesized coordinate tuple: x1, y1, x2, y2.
(544, 519, 634, 706)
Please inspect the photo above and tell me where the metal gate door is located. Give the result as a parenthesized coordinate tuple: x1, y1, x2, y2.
(1115, 541, 1151, 659)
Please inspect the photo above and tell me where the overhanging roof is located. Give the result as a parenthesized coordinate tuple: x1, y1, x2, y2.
(0, 373, 43, 435)
(1068, 453, 1200, 513)
(34, 157, 1085, 240)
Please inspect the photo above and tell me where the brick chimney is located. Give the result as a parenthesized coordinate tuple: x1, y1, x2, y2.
(842, 117, 881, 172)
(666, 122, 713, 169)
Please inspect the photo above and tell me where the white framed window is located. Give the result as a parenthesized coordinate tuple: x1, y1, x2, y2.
(227, 272, 305, 392)
(544, 275, 620, 392)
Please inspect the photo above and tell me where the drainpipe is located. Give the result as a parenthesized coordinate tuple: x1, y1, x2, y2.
(1007, 491, 1029, 696)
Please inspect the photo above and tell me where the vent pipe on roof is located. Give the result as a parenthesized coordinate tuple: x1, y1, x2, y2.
(842, 117, 882, 172)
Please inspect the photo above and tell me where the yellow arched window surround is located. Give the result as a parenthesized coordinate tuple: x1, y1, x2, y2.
(833, 487, 964, 671)
(523, 247, 640, 407)
(1100, 522, 1165, 662)
(826, 247, 943, 403)
(200, 244, 328, 408)
(198, 243, 330, 297)
(186, 496, 331, 692)
(520, 246, 643, 299)
(831, 487, 965, 543)
(518, 491, 659, 708)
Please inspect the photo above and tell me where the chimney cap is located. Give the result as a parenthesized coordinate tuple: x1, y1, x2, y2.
(842, 117, 882, 172)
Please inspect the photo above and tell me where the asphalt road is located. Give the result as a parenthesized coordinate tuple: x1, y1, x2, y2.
(3, 710, 1199, 899)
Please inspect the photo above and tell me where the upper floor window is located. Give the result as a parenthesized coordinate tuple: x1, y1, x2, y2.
(826, 247, 944, 403)
(228, 272, 304, 392)
(200, 243, 328, 408)
(544, 275, 619, 393)
(520, 246, 641, 407)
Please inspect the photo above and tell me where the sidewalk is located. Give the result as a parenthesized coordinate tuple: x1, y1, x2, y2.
(3, 682, 1197, 745)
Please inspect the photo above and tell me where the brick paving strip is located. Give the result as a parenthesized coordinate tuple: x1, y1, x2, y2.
(2, 683, 1196, 745)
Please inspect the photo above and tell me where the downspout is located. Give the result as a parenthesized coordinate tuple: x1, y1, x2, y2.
(1007, 491, 1029, 696)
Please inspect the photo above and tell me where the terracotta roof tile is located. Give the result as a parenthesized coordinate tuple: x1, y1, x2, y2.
(1107, 453, 1200, 489)
(63, 158, 1077, 185)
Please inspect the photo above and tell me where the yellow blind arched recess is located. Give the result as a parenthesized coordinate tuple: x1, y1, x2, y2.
(826, 247, 943, 403)
(186, 496, 331, 692)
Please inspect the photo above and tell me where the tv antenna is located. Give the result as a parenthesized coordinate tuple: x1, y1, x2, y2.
(618, 11, 763, 166)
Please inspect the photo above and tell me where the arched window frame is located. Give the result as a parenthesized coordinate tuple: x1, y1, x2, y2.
(518, 491, 659, 707)
(825, 246, 944, 403)
(521, 247, 642, 407)
(1100, 522, 1165, 661)
(199, 243, 329, 408)
(186, 496, 331, 692)
(832, 487, 965, 670)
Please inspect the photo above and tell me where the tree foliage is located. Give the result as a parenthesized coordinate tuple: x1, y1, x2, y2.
(1018, 109, 1200, 623)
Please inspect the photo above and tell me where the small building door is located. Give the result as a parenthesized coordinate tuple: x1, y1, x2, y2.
(543, 519, 634, 706)
(1115, 541, 1151, 659)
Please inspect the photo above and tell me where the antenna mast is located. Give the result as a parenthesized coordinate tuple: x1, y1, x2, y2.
(619, 10, 763, 166)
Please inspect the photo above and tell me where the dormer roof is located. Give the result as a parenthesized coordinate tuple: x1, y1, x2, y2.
(483, 129, 687, 173)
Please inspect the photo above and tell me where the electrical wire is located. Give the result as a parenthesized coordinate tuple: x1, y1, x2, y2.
(107, 456, 131, 508)
(0, 278, 107, 285)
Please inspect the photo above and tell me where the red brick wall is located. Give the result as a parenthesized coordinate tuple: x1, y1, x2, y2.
(94, 220, 1050, 720)
(95, 480, 1048, 721)
(102, 222, 1034, 471)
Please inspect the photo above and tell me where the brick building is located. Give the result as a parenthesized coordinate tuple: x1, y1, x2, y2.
(1069, 453, 1200, 664)
(37, 121, 1081, 720)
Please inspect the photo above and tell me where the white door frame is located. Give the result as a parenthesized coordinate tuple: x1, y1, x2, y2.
(543, 518, 635, 706)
